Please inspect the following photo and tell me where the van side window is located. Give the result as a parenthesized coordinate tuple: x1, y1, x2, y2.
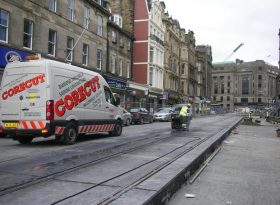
(104, 86, 115, 105)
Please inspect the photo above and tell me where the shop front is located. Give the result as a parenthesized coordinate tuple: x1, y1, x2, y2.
(126, 81, 149, 110)
(0, 45, 34, 83)
(148, 87, 163, 112)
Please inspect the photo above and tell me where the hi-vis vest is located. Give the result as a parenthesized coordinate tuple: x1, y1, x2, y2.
(179, 106, 188, 117)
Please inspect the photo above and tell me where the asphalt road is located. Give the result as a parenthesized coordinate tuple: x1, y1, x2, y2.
(0, 113, 242, 205)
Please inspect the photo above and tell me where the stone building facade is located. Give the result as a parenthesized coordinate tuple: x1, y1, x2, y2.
(0, 0, 110, 79)
(132, 0, 166, 110)
(162, 15, 184, 104)
(212, 60, 279, 110)
(196, 45, 212, 98)
(185, 31, 197, 98)
(106, 0, 134, 108)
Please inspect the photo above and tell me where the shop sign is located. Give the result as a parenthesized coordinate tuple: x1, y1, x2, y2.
(104, 76, 127, 90)
(0, 45, 33, 68)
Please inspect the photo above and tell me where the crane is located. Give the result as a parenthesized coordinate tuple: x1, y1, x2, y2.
(224, 43, 244, 61)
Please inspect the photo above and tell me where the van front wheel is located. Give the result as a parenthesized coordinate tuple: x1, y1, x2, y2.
(109, 121, 122, 136)
(62, 123, 78, 145)
(18, 136, 33, 144)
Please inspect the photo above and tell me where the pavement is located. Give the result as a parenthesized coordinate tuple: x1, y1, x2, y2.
(167, 117, 280, 205)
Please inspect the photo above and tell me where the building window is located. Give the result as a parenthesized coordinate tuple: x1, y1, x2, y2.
(181, 64, 185, 75)
(220, 96, 223, 101)
(127, 61, 130, 78)
(241, 98, 248, 103)
(127, 41, 131, 52)
(258, 98, 262, 103)
(227, 82, 230, 87)
(221, 83, 224, 94)
(214, 83, 218, 94)
(97, 49, 102, 70)
(119, 59, 123, 76)
(0, 9, 9, 42)
(110, 55, 116, 73)
(242, 76, 249, 95)
(67, 0, 75, 21)
(66, 37, 74, 62)
(82, 44, 89, 66)
(48, 0, 57, 12)
(149, 47, 154, 63)
(97, 15, 103, 36)
(119, 38, 124, 48)
(83, 6, 89, 29)
(149, 67, 153, 86)
(110, 14, 123, 28)
(48, 29, 56, 56)
(220, 76, 224, 81)
(112, 31, 117, 43)
(96, 0, 104, 6)
(23, 19, 33, 49)
(227, 96, 230, 101)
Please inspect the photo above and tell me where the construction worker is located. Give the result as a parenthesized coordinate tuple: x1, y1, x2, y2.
(179, 103, 192, 131)
(179, 105, 188, 130)
(249, 111, 252, 119)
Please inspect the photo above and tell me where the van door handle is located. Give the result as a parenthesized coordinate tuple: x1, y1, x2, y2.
(22, 108, 29, 111)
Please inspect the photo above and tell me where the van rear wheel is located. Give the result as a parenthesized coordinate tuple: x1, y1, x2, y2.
(18, 136, 33, 144)
(62, 122, 78, 145)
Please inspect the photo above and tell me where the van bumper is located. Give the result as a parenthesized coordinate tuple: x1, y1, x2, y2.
(3, 123, 54, 139)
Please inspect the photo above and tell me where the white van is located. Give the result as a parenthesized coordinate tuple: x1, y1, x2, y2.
(0, 56, 123, 144)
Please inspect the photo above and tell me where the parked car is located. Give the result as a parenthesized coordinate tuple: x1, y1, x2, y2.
(129, 108, 153, 124)
(121, 108, 132, 126)
(154, 108, 173, 122)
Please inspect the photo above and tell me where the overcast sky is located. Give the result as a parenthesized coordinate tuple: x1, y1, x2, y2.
(162, 0, 280, 67)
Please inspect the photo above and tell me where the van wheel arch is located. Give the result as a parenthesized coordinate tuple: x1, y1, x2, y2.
(109, 119, 122, 136)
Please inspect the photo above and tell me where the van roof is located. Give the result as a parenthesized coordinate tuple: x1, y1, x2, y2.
(6, 59, 103, 79)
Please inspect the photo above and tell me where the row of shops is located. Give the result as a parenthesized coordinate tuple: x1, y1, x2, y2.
(0, 44, 211, 113)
